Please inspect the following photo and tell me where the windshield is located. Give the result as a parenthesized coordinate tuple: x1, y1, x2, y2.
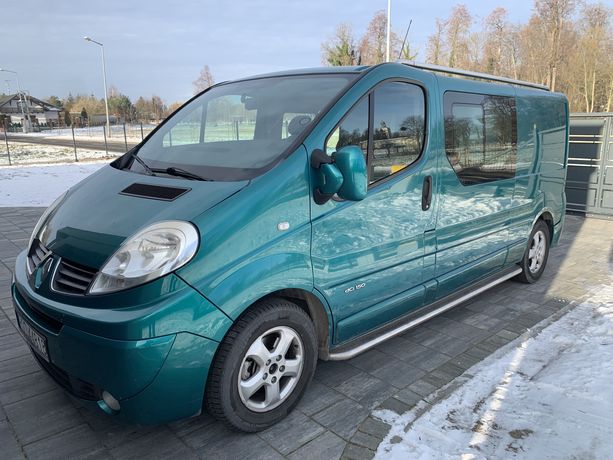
(129, 74, 356, 180)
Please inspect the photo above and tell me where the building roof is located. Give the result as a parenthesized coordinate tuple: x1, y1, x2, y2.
(0, 94, 61, 112)
(0, 94, 13, 107)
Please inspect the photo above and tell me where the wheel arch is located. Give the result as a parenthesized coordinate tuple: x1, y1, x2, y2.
(534, 208, 555, 241)
(229, 288, 333, 360)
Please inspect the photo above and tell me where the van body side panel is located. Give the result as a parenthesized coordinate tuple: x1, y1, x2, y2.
(511, 89, 569, 258)
(305, 65, 439, 344)
(176, 146, 317, 321)
(433, 78, 517, 299)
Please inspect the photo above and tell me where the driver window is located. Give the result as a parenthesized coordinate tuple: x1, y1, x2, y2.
(371, 82, 425, 182)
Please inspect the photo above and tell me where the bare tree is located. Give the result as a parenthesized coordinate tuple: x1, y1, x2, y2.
(193, 65, 215, 95)
(398, 41, 418, 61)
(359, 10, 400, 65)
(517, 15, 549, 85)
(572, 5, 612, 111)
(322, 23, 357, 66)
(426, 19, 446, 65)
(319, 1, 613, 113)
(483, 8, 507, 74)
(535, 0, 577, 91)
(446, 5, 472, 68)
(151, 95, 167, 122)
(167, 101, 183, 115)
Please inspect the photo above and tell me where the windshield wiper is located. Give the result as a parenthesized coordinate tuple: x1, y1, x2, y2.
(151, 166, 210, 181)
(126, 151, 209, 180)
(128, 151, 156, 176)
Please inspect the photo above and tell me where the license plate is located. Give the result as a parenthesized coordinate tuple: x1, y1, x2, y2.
(16, 311, 50, 362)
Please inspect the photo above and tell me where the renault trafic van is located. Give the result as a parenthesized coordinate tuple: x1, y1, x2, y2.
(11, 62, 568, 431)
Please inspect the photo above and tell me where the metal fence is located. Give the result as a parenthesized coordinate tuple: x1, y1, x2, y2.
(1, 121, 157, 166)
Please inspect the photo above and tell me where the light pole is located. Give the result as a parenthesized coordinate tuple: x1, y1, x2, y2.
(84, 36, 111, 138)
(0, 68, 30, 133)
(386, 0, 392, 62)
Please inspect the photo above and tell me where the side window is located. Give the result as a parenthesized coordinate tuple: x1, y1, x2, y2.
(371, 82, 426, 182)
(163, 105, 203, 147)
(444, 92, 517, 185)
(325, 96, 369, 156)
(203, 95, 256, 142)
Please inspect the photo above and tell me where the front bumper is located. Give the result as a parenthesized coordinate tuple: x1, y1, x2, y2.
(11, 252, 226, 425)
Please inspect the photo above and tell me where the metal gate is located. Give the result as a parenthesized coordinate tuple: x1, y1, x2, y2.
(566, 113, 613, 217)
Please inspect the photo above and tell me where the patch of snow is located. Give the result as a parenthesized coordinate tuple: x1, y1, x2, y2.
(0, 143, 118, 166)
(375, 282, 613, 459)
(0, 162, 106, 206)
(8, 124, 155, 141)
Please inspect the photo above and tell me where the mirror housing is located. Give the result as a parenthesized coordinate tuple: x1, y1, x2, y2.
(311, 149, 343, 204)
(333, 146, 367, 201)
(311, 146, 367, 205)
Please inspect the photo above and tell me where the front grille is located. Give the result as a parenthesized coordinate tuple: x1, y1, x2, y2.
(52, 258, 97, 295)
(33, 353, 101, 401)
(27, 240, 51, 274)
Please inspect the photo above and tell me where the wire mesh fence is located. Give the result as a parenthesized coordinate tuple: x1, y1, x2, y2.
(0, 121, 158, 166)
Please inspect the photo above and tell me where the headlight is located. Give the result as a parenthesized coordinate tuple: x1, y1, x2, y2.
(89, 221, 199, 295)
(29, 191, 68, 251)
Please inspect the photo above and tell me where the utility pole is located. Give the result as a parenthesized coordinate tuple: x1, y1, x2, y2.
(84, 36, 111, 138)
(386, 0, 392, 62)
(0, 69, 29, 133)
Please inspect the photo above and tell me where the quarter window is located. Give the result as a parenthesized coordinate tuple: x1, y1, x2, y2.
(444, 92, 517, 185)
(326, 97, 369, 156)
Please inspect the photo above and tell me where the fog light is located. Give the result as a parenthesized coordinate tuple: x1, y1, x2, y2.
(101, 390, 121, 412)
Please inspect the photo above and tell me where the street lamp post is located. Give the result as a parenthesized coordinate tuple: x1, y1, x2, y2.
(0, 68, 30, 133)
(84, 36, 111, 138)
(386, 0, 392, 62)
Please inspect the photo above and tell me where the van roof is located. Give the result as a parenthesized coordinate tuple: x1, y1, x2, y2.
(232, 62, 557, 96)
(234, 66, 370, 81)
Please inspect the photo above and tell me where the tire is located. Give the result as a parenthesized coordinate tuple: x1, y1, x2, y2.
(205, 298, 317, 432)
(515, 220, 550, 284)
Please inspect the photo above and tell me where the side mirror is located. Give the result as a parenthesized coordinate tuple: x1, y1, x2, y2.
(311, 149, 343, 204)
(334, 146, 367, 201)
(310, 146, 367, 205)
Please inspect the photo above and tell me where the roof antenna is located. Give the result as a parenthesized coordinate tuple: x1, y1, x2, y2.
(398, 19, 413, 60)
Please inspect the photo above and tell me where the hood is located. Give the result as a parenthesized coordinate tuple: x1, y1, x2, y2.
(41, 165, 248, 268)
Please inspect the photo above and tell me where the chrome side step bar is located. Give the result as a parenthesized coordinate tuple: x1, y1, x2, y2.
(327, 267, 522, 361)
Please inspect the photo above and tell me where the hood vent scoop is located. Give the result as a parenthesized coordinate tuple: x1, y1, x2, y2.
(119, 183, 191, 201)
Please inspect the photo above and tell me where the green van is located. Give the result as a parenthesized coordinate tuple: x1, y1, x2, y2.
(11, 62, 568, 431)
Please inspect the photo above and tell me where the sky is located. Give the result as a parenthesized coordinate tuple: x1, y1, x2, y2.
(0, 0, 565, 104)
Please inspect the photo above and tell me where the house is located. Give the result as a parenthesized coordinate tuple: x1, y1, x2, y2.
(0, 94, 61, 129)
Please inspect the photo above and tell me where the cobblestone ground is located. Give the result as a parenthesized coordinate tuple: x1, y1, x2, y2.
(0, 208, 608, 460)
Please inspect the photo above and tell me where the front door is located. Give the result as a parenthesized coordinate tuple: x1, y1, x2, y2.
(310, 80, 436, 344)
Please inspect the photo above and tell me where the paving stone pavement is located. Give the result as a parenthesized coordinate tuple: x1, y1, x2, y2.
(0, 208, 610, 460)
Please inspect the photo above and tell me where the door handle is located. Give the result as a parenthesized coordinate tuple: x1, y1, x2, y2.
(422, 175, 432, 211)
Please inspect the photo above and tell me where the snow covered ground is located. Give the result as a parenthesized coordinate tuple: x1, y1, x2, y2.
(375, 281, 613, 460)
(0, 162, 106, 206)
(8, 124, 155, 141)
(0, 142, 116, 166)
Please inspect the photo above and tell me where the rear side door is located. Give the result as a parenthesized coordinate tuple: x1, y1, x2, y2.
(434, 90, 518, 298)
(308, 78, 438, 344)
